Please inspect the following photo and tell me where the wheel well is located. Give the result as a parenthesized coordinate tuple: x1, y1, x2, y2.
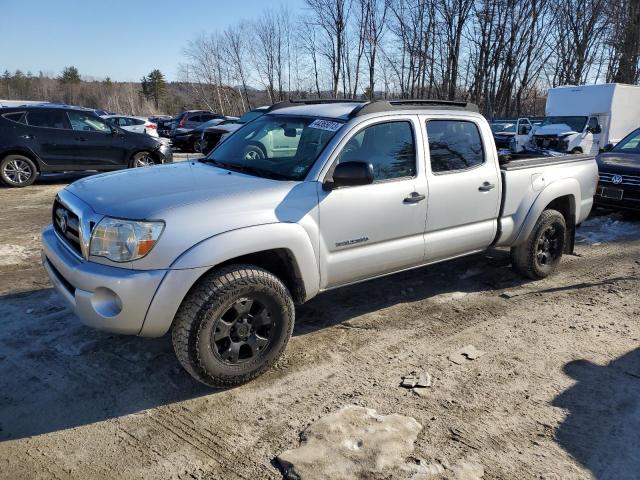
(216, 249, 306, 303)
(1, 150, 41, 172)
(545, 195, 576, 254)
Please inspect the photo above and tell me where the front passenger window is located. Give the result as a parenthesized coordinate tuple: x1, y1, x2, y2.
(67, 111, 111, 133)
(426, 120, 484, 173)
(336, 121, 416, 181)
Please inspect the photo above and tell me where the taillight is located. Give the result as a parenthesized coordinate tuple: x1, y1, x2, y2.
(178, 117, 185, 127)
(147, 123, 157, 129)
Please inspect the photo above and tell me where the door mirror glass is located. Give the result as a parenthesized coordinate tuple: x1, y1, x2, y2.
(327, 161, 374, 189)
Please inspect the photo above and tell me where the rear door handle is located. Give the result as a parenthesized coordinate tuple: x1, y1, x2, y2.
(74, 137, 88, 142)
(20, 134, 34, 140)
(403, 192, 426, 204)
(478, 182, 495, 192)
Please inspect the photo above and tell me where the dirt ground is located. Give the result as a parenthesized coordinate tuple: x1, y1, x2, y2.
(1, 172, 639, 480)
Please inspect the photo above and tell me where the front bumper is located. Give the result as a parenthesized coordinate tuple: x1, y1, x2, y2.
(157, 144, 173, 163)
(41, 225, 167, 335)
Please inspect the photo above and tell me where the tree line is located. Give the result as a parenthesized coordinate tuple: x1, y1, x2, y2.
(2, 0, 639, 118)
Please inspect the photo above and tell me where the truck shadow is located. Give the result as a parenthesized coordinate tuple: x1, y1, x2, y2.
(553, 348, 640, 479)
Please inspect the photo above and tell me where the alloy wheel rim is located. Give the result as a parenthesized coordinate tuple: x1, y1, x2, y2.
(244, 150, 262, 160)
(3, 160, 32, 184)
(536, 225, 560, 266)
(135, 154, 154, 167)
(211, 297, 275, 364)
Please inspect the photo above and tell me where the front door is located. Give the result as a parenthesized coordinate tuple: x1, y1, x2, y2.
(317, 117, 428, 288)
(67, 111, 125, 167)
(421, 116, 501, 262)
(514, 118, 532, 152)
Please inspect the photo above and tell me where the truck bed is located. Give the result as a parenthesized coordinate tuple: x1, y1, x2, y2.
(500, 153, 595, 171)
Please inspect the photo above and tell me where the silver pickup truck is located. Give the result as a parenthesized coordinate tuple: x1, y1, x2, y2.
(41, 100, 598, 387)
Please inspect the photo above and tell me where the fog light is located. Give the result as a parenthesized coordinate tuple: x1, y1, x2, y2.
(91, 287, 122, 318)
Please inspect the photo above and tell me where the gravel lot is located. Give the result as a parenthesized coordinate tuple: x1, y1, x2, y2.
(0, 170, 639, 480)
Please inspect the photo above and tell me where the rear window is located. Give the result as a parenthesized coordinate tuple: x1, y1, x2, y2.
(2, 112, 27, 124)
(26, 110, 69, 129)
(426, 120, 485, 173)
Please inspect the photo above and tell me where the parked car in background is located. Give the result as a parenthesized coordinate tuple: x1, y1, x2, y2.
(102, 115, 159, 137)
(0, 105, 172, 187)
(491, 118, 533, 153)
(595, 127, 640, 212)
(157, 116, 176, 138)
(172, 117, 238, 152)
(200, 107, 268, 154)
(40, 99, 597, 387)
(170, 110, 222, 137)
(532, 84, 640, 154)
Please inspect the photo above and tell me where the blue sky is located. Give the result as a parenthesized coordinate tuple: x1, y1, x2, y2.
(1, 0, 305, 82)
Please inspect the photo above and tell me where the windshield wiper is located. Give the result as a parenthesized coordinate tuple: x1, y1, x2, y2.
(199, 158, 289, 180)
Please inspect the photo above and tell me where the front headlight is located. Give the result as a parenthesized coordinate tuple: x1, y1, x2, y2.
(90, 217, 164, 262)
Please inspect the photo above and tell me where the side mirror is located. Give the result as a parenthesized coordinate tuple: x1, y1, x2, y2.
(593, 125, 602, 134)
(603, 143, 614, 152)
(325, 161, 374, 190)
(110, 125, 121, 135)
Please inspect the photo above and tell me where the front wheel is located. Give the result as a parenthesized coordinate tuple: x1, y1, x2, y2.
(511, 209, 566, 279)
(0, 154, 38, 187)
(130, 151, 155, 168)
(172, 265, 295, 388)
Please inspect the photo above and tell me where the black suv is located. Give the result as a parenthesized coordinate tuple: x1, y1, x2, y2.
(0, 105, 172, 187)
(596, 127, 640, 212)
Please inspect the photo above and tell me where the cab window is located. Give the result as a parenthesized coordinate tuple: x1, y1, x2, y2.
(426, 120, 484, 173)
(336, 121, 416, 181)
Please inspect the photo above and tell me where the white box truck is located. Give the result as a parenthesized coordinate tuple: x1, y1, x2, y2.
(530, 84, 640, 154)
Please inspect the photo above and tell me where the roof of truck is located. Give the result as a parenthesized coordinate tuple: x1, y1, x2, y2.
(266, 99, 479, 120)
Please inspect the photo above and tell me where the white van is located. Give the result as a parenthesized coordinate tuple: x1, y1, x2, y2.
(530, 84, 640, 154)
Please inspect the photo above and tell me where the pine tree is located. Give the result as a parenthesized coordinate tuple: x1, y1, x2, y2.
(59, 66, 81, 84)
(140, 69, 167, 109)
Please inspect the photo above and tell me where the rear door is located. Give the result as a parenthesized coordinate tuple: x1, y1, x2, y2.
(421, 116, 501, 262)
(24, 109, 75, 168)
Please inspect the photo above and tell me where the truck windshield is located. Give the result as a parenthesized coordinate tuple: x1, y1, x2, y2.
(541, 116, 587, 132)
(612, 128, 640, 153)
(203, 115, 343, 180)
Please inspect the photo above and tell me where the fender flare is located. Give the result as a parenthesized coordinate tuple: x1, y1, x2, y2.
(512, 178, 579, 246)
(139, 223, 319, 337)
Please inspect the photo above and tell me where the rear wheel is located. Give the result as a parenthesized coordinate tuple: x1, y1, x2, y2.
(0, 154, 38, 187)
(511, 209, 566, 279)
(172, 265, 295, 388)
(130, 151, 155, 168)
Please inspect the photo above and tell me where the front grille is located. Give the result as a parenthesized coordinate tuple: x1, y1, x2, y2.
(533, 135, 565, 151)
(52, 198, 83, 256)
(599, 171, 640, 187)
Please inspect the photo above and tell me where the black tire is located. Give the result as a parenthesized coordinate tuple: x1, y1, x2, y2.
(129, 151, 155, 168)
(172, 264, 295, 388)
(242, 144, 266, 161)
(511, 209, 566, 280)
(0, 154, 38, 188)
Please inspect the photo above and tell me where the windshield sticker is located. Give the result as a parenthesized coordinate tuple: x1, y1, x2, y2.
(309, 119, 343, 132)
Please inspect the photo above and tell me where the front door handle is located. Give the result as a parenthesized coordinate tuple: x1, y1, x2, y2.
(478, 182, 495, 192)
(20, 134, 34, 140)
(403, 192, 426, 204)
(74, 137, 88, 142)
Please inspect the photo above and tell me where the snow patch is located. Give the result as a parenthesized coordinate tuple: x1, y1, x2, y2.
(577, 214, 640, 245)
(0, 244, 30, 266)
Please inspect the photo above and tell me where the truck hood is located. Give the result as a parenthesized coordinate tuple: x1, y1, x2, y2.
(66, 161, 299, 220)
(534, 124, 577, 136)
